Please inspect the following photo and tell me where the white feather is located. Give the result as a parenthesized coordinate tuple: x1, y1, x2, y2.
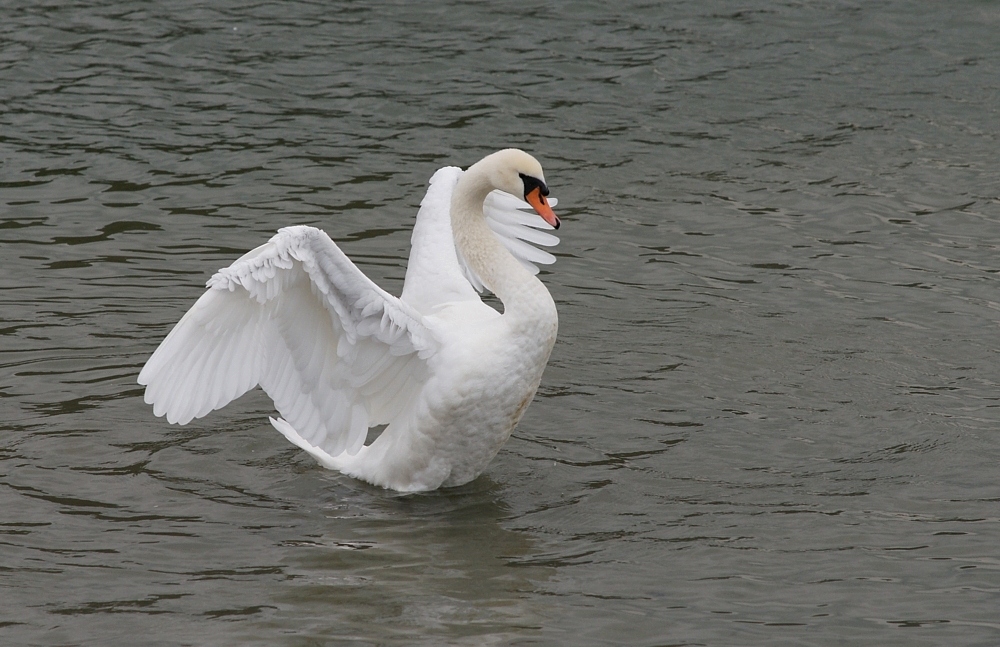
(139, 226, 435, 458)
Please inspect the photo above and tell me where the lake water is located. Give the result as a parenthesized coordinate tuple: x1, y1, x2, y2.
(3, 1, 1000, 645)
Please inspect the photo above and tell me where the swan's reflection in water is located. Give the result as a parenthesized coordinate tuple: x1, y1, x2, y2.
(263, 473, 552, 644)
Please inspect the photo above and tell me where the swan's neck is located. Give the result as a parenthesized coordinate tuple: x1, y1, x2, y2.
(451, 169, 553, 320)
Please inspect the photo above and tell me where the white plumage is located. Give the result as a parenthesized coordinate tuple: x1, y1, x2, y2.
(138, 149, 561, 492)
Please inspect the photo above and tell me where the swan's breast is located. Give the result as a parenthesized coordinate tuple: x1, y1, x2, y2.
(416, 311, 556, 487)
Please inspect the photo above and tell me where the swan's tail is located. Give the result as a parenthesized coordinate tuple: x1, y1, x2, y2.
(270, 417, 346, 470)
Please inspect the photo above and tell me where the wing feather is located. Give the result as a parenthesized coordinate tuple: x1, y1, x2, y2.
(399, 167, 482, 314)
(400, 169, 561, 306)
(459, 189, 560, 291)
(138, 225, 436, 458)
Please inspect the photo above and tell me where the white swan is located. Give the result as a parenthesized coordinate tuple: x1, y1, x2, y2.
(137, 149, 561, 492)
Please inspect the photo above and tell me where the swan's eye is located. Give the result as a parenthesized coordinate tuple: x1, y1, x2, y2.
(518, 173, 549, 198)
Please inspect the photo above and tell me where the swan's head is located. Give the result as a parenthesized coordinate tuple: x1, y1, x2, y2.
(480, 148, 560, 230)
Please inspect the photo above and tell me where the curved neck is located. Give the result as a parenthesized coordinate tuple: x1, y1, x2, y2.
(450, 167, 547, 317)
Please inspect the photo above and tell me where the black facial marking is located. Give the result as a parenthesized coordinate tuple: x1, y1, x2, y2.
(518, 173, 549, 198)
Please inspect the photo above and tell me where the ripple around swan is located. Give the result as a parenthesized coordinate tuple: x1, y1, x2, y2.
(3, 0, 1000, 645)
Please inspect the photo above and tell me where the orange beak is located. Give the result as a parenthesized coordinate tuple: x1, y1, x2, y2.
(525, 187, 560, 229)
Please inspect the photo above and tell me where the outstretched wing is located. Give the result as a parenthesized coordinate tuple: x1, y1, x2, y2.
(400, 167, 482, 313)
(400, 167, 560, 310)
(137, 226, 437, 458)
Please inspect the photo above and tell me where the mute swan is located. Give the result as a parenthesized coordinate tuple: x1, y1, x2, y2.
(138, 149, 561, 492)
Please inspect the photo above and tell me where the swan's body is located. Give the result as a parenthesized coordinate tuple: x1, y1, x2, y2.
(138, 149, 561, 492)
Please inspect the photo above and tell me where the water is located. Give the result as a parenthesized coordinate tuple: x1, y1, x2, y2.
(3, 1, 1000, 644)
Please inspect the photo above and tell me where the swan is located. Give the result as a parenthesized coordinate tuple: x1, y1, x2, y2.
(137, 149, 562, 492)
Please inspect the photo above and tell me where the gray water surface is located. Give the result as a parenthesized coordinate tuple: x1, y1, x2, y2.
(3, 1, 1000, 645)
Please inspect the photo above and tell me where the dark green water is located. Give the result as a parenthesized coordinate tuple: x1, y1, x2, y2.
(3, 1, 1000, 645)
